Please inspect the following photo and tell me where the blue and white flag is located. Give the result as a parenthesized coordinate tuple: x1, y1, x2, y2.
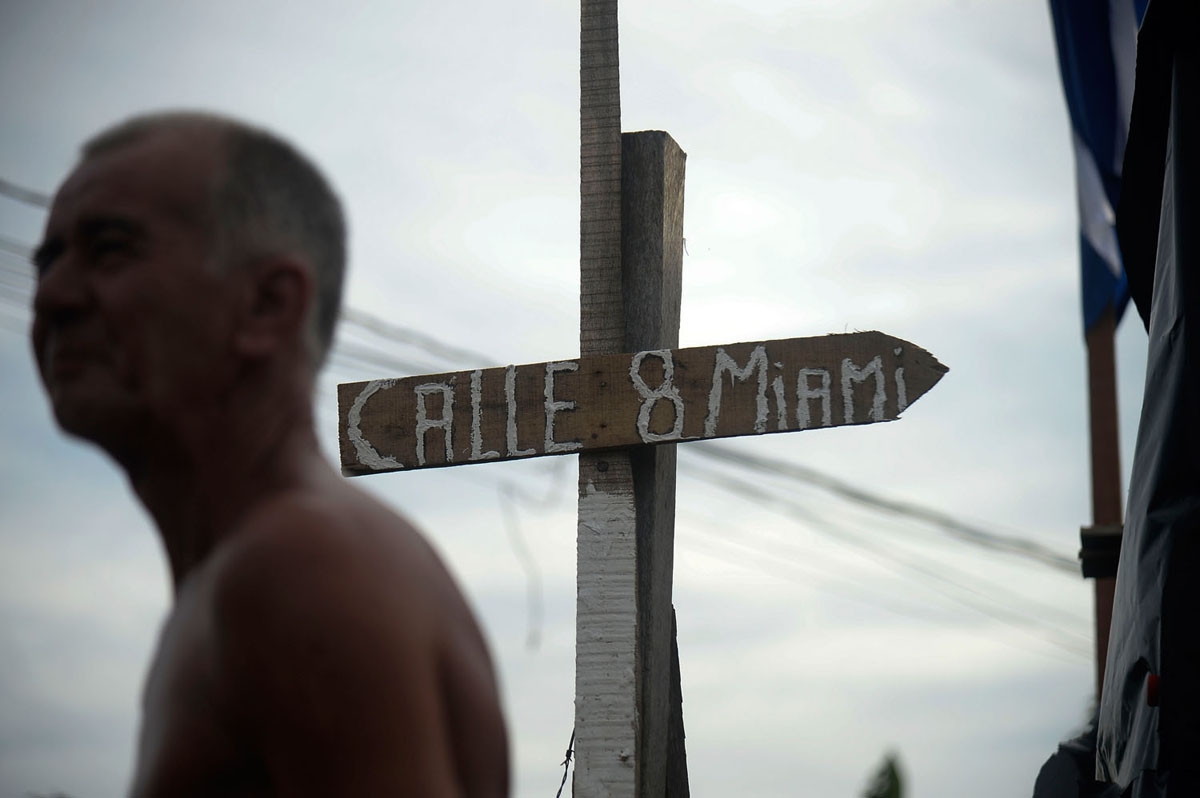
(1048, 0, 1148, 333)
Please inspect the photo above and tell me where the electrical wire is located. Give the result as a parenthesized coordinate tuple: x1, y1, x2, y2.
(675, 510, 1088, 664)
(680, 454, 1083, 631)
(496, 458, 569, 651)
(0, 177, 51, 208)
(324, 328, 1094, 652)
(0, 234, 34, 260)
(342, 307, 499, 369)
(688, 442, 1080, 574)
(0, 305, 29, 335)
(0, 212, 1093, 650)
(679, 458, 1091, 659)
(331, 337, 440, 378)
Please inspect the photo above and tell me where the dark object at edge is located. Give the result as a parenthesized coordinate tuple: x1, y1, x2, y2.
(1096, 0, 1200, 794)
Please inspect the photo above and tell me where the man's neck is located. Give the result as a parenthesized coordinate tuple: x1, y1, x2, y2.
(128, 375, 327, 592)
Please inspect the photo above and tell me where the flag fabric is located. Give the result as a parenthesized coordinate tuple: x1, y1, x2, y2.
(1048, 0, 1148, 334)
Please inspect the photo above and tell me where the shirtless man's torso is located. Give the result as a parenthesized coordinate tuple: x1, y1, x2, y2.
(32, 112, 509, 796)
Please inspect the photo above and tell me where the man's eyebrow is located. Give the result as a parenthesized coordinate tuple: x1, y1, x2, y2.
(32, 238, 62, 273)
(78, 215, 146, 239)
(33, 216, 146, 273)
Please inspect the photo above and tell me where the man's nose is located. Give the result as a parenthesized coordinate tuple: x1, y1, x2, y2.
(33, 256, 90, 319)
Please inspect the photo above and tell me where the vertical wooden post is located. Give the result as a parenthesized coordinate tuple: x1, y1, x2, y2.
(577, 2, 688, 793)
(666, 608, 690, 797)
(576, 1, 689, 792)
(579, 0, 623, 358)
(1085, 305, 1123, 698)
(576, 0, 631, 794)
(575, 129, 686, 797)
(624, 131, 687, 798)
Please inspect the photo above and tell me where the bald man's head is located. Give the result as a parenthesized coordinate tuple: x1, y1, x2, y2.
(83, 112, 347, 368)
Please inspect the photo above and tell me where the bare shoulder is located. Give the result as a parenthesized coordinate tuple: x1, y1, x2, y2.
(211, 483, 459, 619)
(198, 482, 509, 796)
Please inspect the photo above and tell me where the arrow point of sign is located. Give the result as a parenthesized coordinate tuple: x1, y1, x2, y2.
(887, 334, 948, 415)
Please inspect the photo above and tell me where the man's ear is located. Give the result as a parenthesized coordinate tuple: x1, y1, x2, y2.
(233, 258, 314, 359)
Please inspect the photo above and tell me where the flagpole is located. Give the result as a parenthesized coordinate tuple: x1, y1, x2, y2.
(1047, 0, 1143, 719)
(1083, 304, 1123, 698)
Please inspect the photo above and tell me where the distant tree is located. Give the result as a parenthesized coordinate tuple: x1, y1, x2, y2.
(862, 752, 905, 798)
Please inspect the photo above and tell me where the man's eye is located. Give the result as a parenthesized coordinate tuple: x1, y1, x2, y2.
(91, 238, 131, 262)
(33, 255, 55, 279)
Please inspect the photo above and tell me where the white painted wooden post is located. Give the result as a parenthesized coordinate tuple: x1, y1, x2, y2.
(576, 0, 635, 792)
(574, 131, 687, 796)
(576, 0, 688, 792)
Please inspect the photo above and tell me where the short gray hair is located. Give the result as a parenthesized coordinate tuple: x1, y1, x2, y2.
(83, 111, 347, 368)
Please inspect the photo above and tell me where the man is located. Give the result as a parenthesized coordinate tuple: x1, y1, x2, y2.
(31, 112, 510, 796)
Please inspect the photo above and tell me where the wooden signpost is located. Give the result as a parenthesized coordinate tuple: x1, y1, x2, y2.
(340, 333, 944, 474)
(337, 2, 946, 795)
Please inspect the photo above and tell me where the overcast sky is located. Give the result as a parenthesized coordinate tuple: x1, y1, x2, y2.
(0, 1, 1151, 796)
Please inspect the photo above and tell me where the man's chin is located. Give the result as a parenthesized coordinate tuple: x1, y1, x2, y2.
(51, 398, 145, 463)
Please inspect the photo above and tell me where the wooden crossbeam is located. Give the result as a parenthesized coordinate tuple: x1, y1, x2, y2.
(338, 332, 945, 475)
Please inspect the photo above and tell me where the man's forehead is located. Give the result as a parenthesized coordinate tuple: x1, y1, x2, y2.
(52, 128, 224, 228)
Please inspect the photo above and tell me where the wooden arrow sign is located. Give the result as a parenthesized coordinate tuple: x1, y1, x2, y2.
(338, 330, 946, 475)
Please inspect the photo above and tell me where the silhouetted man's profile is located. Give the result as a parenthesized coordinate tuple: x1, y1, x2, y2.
(31, 112, 510, 796)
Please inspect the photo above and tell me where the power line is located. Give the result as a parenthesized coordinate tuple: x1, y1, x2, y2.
(331, 338, 439, 378)
(676, 512, 1087, 665)
(0, 256, 1086, 588)
(679, 458, 1091, 658)
(0, 258, 33, 317)
(688, 442, 1080, 575)
(0, 234, 33, 260)
(341, 307, 499, 369)
(496, 458, 569, 651)
(681, 455, 1064, 619)
(0, 223, 1084, 607)
(0, 178, 51, 208)
(0, 304, 28, 335)
(330, 304, 1086, 587)
(0, 231, 495, 371)
(0, 270, 32, 297)
(322, 328, 1086, 657)
(679, 505, 971, 621)
(335, 309, 1087, 580)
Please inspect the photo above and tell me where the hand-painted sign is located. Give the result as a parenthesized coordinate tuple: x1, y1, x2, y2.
(338, 330, 946, 475)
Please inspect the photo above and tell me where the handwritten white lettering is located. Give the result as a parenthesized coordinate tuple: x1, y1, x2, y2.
(629, 349, 685, 443)
(841, 356, 885, 423)
(796, 368, 832, 429)
(705, 346, 769, 437)
(544, 361, 583, 454)
(771, 375, 787, 431)
(505, 365, 535, 457)
(415, 382, 455, 466)
(347, 379, 403, 470)
(469, 369, 500, 461)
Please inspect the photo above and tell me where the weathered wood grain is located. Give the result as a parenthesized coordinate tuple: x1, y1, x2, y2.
(577, 1, 633, 793)
(337, 332, 947, 475)
(621, 131, 685, 798)
(580, 0, 623, 357)
(666, 607, 689, 798)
